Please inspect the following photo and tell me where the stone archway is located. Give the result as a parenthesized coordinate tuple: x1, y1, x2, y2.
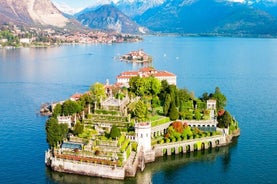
(186, 145, 191, 152)
(178, 146, 183, 153)
(171, 147, 175, 155)
(208, 141, 213, 148)
(163, 148, 167, 155)
(193, 143, 198, 151)
(201, 142, 205, 150)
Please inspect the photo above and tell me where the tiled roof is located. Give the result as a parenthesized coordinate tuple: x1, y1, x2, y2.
(117, 67, 176, 79)
(154, 71, 176, 77)
(139, 67, 155, 72)
(70, 93, 83, 100)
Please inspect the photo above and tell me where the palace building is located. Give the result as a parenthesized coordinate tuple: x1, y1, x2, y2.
(116, 67, 176, 87)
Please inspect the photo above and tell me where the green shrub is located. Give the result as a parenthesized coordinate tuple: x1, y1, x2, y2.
(126, 144, 131, 159)
(194, 109, 202, 120)
(151, 117, 170, 127)
(110, 125, 121, 139)
(117, 135, 125, 146)
(181, 134, 187, 140)
(120, 139, 130, 152)
(87, 114, 93, 119)
(170, 137, 176, 142)
(158, 139, 164, 144)
(132, 142, 138, 151)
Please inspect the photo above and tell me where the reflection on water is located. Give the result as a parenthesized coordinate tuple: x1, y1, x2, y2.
(46, 138, 238, 184)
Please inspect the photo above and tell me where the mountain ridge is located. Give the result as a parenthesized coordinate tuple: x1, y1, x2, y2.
(76, 4, 148, 34)
(0, 0, 86, 32)
(134, 0, 277, 36)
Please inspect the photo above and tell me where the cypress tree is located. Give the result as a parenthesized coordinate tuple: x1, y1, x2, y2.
(169, 102, 179, 121)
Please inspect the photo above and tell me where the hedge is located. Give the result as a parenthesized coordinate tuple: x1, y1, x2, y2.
(120, 139, 130, 152)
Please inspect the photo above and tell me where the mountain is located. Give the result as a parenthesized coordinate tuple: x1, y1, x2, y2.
(0, 0, 79, 29)
(134, 0, 277, 36)
(76, 4, 148, 34)
(249, 1, 277, 18)
(115, 0, 165, 17)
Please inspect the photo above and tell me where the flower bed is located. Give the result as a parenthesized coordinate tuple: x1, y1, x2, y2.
(56, 154, 119, 166)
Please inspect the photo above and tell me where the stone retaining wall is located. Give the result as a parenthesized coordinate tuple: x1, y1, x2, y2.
(46, 153, 125, 180)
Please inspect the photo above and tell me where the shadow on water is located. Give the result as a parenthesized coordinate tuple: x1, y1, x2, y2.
(46, 138, 238, 184)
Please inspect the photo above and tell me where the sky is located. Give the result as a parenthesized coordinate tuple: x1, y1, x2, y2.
(51, 0, 277, 14)
(51, 0, 119, 12)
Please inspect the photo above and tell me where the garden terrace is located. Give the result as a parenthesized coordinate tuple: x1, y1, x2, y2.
(97, 139, 118, 147)
(83, 114, 129, 128)
(55, 154, 119, 166)
(151, 117, 170, 127)
(61, 146, 126, 165)
(101, 96, 129, 115)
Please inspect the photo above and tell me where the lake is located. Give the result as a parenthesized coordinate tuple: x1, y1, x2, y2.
(0, 36, 276, 184)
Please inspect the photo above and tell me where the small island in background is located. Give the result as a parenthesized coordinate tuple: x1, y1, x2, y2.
(44, 66, 240, 180)
(120, 49, 152, 64)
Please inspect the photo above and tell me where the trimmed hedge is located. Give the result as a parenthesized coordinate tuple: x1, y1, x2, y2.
(120, 139, 130, 152)
(117, 135, 126, 146)
(151, 117, 170, 127)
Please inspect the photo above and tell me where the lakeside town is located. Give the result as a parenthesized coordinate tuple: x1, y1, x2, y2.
(0, 25, 142, 48)
(44, 66, 240, 180)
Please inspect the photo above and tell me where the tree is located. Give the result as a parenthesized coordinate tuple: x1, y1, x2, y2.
(90, 82, 106, 102)
(52, 104, 62, 117)
(129, 76, 146, 96)
(73, 121, 84, 135)
(59, 123, 69, 142)
(79, 93, 93, 106)
(159, 80, 169, 105)
(62, 100, 82, 115)
(194, 109, 202, 120)
(201, 92, 209, 101)
(45, 117, 68, 148)
(169, 102, 179, 121)
(172, 121, 183, 133)
(163, 94, 171, 115)
(213, 87, 227, 110)
(110, 125, 121, 139)
(217, 110, 232, 128)
(179, 88, 192, 103)
(149, 77, 161, 96)
(151, 95, 160, 109)
(168, 85, 179, 107)
(133, 100, 148, 121)
(129, 76, 139, 94)
(46, 117, 59, 148)
(185, 110, 194, 120)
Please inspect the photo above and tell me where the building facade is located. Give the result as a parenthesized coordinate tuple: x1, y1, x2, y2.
(116, 67, 176, 87)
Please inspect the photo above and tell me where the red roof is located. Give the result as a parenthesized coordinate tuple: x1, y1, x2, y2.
(139, 67, 155, 73)
(116, 67, 176, 80)
(70, 93, 83, 100)
(154, 71, 176, 77)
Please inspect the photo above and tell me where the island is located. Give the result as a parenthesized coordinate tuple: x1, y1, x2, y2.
(44, 66, 240, 180)
(120, 49, 152, 63)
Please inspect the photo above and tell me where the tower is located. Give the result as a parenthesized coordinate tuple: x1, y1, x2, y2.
(135, 122, 152, 152)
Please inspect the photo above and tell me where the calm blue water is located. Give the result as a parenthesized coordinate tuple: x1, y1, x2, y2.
(0, 36, 276, 184)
